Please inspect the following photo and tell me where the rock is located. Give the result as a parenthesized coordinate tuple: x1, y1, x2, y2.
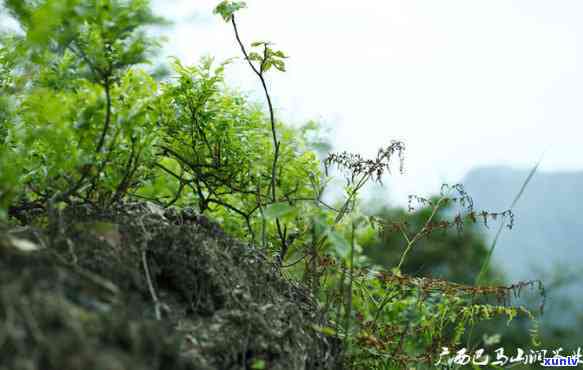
(0, 202, 344, 370)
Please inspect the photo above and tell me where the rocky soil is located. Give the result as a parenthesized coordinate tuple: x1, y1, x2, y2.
(0, 202, 343, 370)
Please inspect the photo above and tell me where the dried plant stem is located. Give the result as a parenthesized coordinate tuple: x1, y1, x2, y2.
(138, 216, 162, 320)
(397, 196, 446, 270)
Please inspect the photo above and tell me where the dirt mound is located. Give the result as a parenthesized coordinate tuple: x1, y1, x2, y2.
(0, 202, 343, 370)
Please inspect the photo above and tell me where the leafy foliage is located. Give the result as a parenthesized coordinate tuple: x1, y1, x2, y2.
(213, 0, 246, 22)
(2, 0, 164, 216)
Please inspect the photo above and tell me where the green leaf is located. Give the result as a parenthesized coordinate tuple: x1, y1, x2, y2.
(390, 267, 402, 277)
(312, 325, 337, 336)
(272, 59, 285, 72)
(213, 1, 247, 22)
(262, 60, 272, 72)
(273, 50, 288, 58)
(312, 213, 330, 235)
(263, 202, 295, 220)
(327, 229, 350, 259)
(250, 359, 266, 369)
(248, 52, 262, 62)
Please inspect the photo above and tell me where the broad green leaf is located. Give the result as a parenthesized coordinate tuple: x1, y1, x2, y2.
(312, 213, 330, 236)
(327, 229, 350, 259)
(263, 202, 296, 220)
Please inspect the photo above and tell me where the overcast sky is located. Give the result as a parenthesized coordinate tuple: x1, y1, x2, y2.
(119, 1, 583, 203)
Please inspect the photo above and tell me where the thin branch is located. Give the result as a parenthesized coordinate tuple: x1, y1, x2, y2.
(397, 197, 445, 270)
(96, 76, 112, 153)
(281, 252, 308, 268)
(231, 14, 287, 261)
(231, 16, 261, 76)
(111, 137, 139, 205)
(231, 15, 279, 204)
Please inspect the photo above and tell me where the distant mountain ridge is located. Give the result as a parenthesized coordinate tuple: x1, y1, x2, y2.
(461, 167, 583, 325)
(461, 166, 583, 323)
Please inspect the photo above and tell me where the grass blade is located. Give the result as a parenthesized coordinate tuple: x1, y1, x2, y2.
(475, 154, 544, 285)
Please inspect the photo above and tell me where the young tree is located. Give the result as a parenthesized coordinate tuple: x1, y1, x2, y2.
(2, 0, 164, 215)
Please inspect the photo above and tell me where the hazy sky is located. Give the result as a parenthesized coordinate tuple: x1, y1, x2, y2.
(48, 1, 583, 203)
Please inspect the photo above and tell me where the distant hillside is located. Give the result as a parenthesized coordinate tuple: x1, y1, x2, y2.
(461, 166, 583, 324)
